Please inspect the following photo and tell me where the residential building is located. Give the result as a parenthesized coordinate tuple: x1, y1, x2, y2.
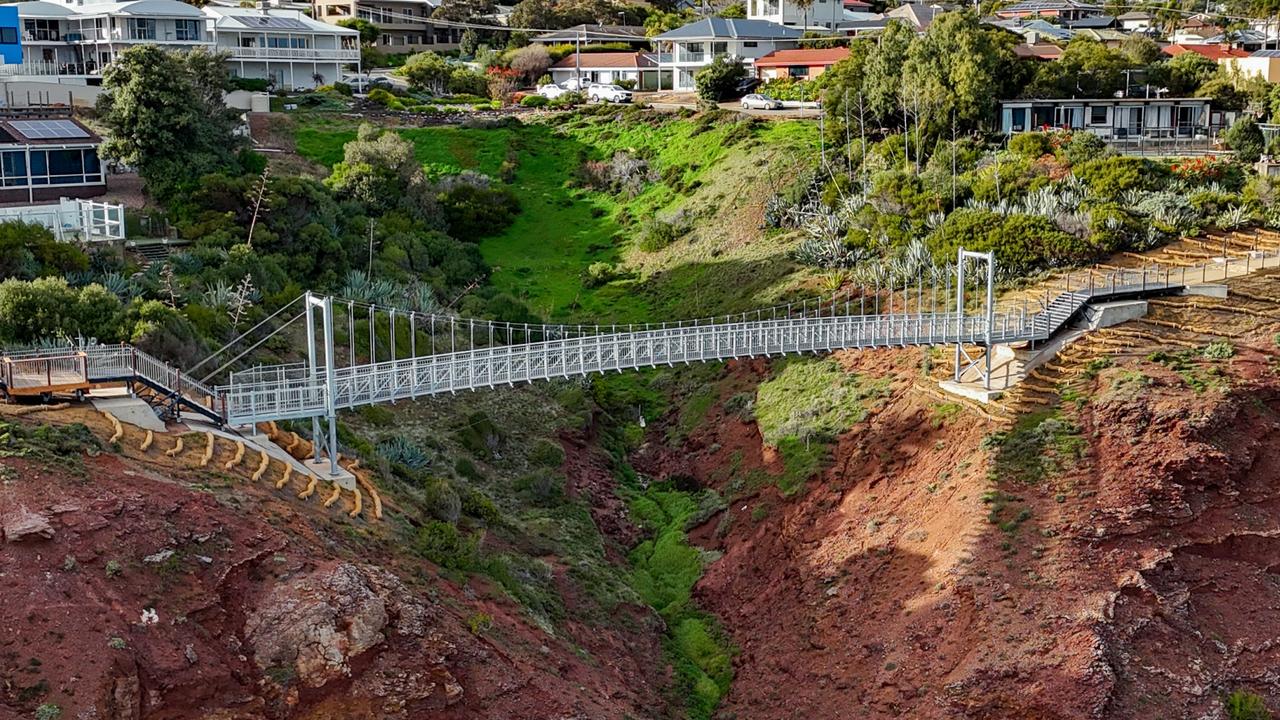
(1204, 29, 1267, 52)
(548, 51, 667, 89)
(842, 0, 871, 10)
(1116, 10, 1153, 32)
(1064, 15, 1116, 29)
(1170, 15, 1219, 44)
(1225, 48, 1280, 83)
(1072, 27, 1126, 46)
(311, 0, 459, 51)
(748, 0, 843, 30)
(992, 0, 1095, 22)
(653, 18, 802, 91)
(999, 97, 1216, 139)
(532, 24, 648, 48)
(0, 6, 20, 65)
(884, 2, 945, 31)
(1162, 43, 1251, 67)
(3, 0, 212, 80)
(1012, 42, 1063, 61)
(0, 112, 105, 203)
(0, 0, 358, 90)
(206, 5, 359, 90)
(753, 46, 848, 80)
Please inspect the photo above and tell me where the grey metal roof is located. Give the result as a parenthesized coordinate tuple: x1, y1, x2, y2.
(654, 18, 806, 40)
(1065, 15, 1115, 28)
(533, 24, 648, 42)
(1252, 49, 1280, 57)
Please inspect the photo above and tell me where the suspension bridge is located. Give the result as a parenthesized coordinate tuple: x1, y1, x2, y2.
(1, 247, 1269, 475)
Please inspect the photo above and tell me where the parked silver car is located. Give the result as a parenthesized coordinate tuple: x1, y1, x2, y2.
(588, 83, 632, 103)
(741, 93, 783, 110)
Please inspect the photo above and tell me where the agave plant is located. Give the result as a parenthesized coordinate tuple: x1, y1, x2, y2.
(202, 280, 235, 309)
(97, 272, 142, 301)
(341, 269, 402, 306)
(1215, 204, 1253, 230)
(404, 283, 444, 315)
(377, 435, 431, 469)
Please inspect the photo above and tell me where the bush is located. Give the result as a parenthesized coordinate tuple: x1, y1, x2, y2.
(422, 476, 462, 523)
(366, 88, 396, 106)
(1064, 132, 1108, 165)
(583, 261, 621, 288)
(1225, 115, 1265, 164)
(520, 93, 549, 107)
(1224, 690, 1272, 720)
(461, 488, 501, 524)
(929, 208, 1086, 272)
(413, 520, 478, 569)
(229, 77, 271, 92)
(1075, 156, 1165, 199)
(35, 704, 62, 720)
(529, 438, 565, 467)
(638, 212, 688, 252)
(694, 56, 746, 103)
(548, 91, 584, 108)
(1009, 132, 1054, 159)
(516, 468, 565, 505)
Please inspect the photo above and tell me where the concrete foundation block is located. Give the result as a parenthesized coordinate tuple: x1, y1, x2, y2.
(1079, 299, 1148, 330)
(1181, 284, 1229, 298)
(939, 380, 1003, 404)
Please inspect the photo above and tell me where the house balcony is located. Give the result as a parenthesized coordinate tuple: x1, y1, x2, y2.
(226, 46, 361, 61)
(0, 61, 101, 77)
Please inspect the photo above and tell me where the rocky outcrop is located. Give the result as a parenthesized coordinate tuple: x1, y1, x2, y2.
(244, 562, 452, 693)
(2, 505, 54, 542)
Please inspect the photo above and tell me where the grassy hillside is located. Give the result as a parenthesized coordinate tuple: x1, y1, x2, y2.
(291, 110, 820, 323)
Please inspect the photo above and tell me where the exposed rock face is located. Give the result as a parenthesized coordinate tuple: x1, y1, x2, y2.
(2, 505, 54, 542)
(244, 562, 443, 690)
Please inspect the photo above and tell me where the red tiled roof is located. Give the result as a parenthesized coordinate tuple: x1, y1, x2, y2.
(753, 47, 851, 67)
(550, 52, 655, 69)
(1162, 43, 1251, 60)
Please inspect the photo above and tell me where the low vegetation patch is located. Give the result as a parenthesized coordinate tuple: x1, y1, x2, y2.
(983, 410, 1085, 485)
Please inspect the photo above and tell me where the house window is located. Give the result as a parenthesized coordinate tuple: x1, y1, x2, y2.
(685, 42, 705, 61)
(0, 27, 17, 44)
(127, 18, 155, 40)
(788, 65, 806, 78)
(174, 19, 199, 41)
(1089, 105, 1107, 125)
(0, 151, 26, 187)
(23, 19, 60, 41)
(743, 40, 757, 47)
(711, 41, 727, 56)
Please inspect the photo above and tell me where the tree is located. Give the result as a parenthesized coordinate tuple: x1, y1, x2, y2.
(862, 19, 914, 124)
(402, 51, 452, 93)
(0, 278, 122, 345)
(509, 0, 559, 28)
(1024, 37, 1128, 98)
(694, 56, 746, 104)
(337, 18, 379, 45)
(460, 28, 480, 57)
(1119, 35, 1162, 65)
(1150, 52, 1218, 96)
(718, 2, 745, 17)
(97, 46, 245, 199)
(900, 11, 1015, 137)
(644, 9, 694, 36)
(1224, 115, 1264, 163)
(326, 124, 437, 218)
(509, 44, 552, 85)
(0, 221, 87, 280)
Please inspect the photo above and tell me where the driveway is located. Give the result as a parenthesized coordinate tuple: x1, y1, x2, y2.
(635, 91, 823, 118)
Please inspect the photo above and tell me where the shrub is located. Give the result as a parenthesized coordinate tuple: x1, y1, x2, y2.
(105, 560, 122, 578)
(529, 438, 566, 467)
(1224, 115, 1265, 164)
(107, 637, 127, 650)
(548, 91, 584, 108)
(35, 704, 62, 720)
(422, 476, 462, 523)
(516, 469, 565, 505)
(230, 77, 271, 92)
(413, 520, 478, 569)
(1074, 156, 1165, 199)
(1224, 690, 1272, 720)
(1063, 132, 1108, 165)
(1203, 340, 1236, 360)
(467, 612, 493, 635)
(583, 261, 621, 288)
(694, 56, 746, 103)
(520, 93, 549, 107)
(366, 88, 396, 106)
(456, 411, 502, 458)
(638, 212, 688, 252)
(1009, 132, 1054, 159)
(461, 488, 501, 524)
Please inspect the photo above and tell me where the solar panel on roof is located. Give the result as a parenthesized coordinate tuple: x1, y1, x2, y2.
(236, 15, 309, 29)
(7, 119, 89, 140)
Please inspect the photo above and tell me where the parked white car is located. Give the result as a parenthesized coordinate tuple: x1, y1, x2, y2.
(560, 77, 592, 91)
(342, 72, 370, 90)
(538, 83, 569, 99)
(588, 83, 632, 103)
(741, 93, 782, 110)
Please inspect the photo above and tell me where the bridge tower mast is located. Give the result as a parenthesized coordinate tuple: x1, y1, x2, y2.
(304, 292, 340, 476)
(953, 248, 996, 390)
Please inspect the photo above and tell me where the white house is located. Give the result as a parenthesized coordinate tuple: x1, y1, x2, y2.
(1115, 10, 1153, 32)
(999, 97, 1216, 139)
(0, 0, 358, 90)
(748, 0, 843, 30)
(548, 52, 668, 90)
(205, 5, 359, 90)
(653, 18, 803, 92)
